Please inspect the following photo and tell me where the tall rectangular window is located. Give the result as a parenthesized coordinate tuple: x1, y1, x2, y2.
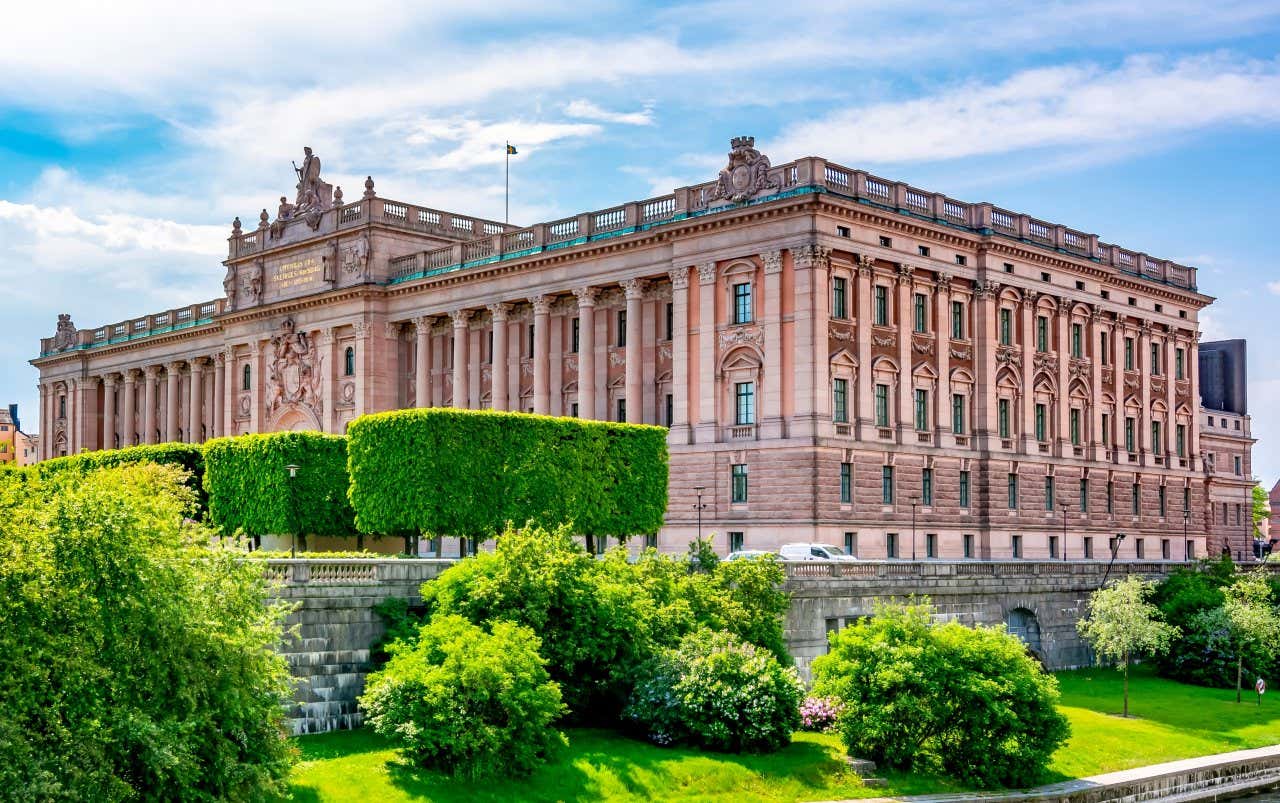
(963, 533, 974, 558)
(1124, 337, 1134, 370)
(1107, 481, 1114, 514)
(1125, 417, 1136, 454)
(665, 302, 674, 341)
(875, 384, 889, 427)
(1184, 486, 1191, 514)
(914, 389, 928, 431)
(1071, 323, 1083, 358)
(1036, 316, 1049, 352)
(998, 399, 1011, 439)
(999, 308, 1013, 345)
(733, 282, 753, 324)
(951, 300, 964, 339)
(1080, 478, 1089, 512)
(616, 397, 626, 422)
(1176, 424, 1186, 458)
(922, 468, 933, 506)
(1151, 343, 1160, 375)
(952, 394, 965, 435)
(729, 532, 744, 552)
(840, 463, 852, 503)
(571, 317, 580, 353)
(913, 293, 927, 333)
(734, 382, 755, 425)
(886, 532, 898, 559)
(1049, 535, 1059, 559)
(1132, 482, 1141, 515)
(832, 277, 848, 319)
(874, 286, 888, 326)
(1035, 403, 1047, 442)
(833, 379, 848, 423)
(1008, 473, 1018, 509)
(665, 394, 673, 427)
(1070, 408, 1081, 445)
(1159, 486, 1167, 517)
(926, 533, 937, 559)
(1045, 476, 1055, 511)
(844, 532, 856, 556)
(1012, 534, 1023, 558)
(1102, 413, 1111, 445)
(1084, 537, 1095, 559)
(882, 466, 894, 505)
(1176, 348, 1185, 379)
(1152, 421, 1162, 455)
(731, 464, 748, 503)
(615, 313, 626, 347)
(959, 470, 970, 508)
(1101, 331, 1110, 365)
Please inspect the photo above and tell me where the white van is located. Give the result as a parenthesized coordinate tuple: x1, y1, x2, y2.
(778, 543, 858, 562)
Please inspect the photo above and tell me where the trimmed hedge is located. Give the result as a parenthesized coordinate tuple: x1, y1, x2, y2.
(347, 409, 668, 539)
(203, 432, 355, 538)
(36, 443, 207, 513)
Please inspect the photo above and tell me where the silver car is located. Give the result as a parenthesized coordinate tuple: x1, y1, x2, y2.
(778, 543, 859, 561)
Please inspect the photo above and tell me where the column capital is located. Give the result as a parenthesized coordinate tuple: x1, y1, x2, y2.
(384, 321, 402, 339)
(143, 365, 160, 379)
(934, 272, 953, 294)
(213, 350, 227, 366)
(530, 295, 553, 315)
(316, 329, 334, 346)
(621, 279, 646, 301)
(1020, 292, 1037, 309)
(696, 262, 718, 284)
(486, 303, 510, 322)
(352, 318, 373, 339)
(794, 243, 831, 271)
(667, 267, 690, 291)
(190, 356, 206, 371)
(761, 250, 783, 275)
(974, 279, 999, 299)
(449, 309, 471, 328)
(894, 262, 914, 284)
(102, 373, 118, 389)
(855, 253, 876, 275)
(572, 286, 599, 307)
(165, 360, 184, 373)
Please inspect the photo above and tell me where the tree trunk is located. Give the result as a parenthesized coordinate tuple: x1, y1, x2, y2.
(1237, 655, 1244, 704)
(356, 532, 364, 551)
(1123, 654, 1130, 718)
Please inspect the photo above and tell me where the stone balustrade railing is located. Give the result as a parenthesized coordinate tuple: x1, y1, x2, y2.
(783, 559, 1277, 582)
(39, 298, 227, 358)
(262, 558, 455, 587)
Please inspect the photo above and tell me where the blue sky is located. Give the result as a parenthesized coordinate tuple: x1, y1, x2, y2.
(2, 1, 1278, 482)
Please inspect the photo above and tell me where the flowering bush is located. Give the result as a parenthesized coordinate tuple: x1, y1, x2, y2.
(799, 695, 844, 732)
(624, 629, 803, 753)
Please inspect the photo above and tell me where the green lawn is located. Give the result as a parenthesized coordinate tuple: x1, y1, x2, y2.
(283, 666, 1280, 802)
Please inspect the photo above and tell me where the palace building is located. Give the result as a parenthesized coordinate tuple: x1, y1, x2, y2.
(33, 137, 1247, 559)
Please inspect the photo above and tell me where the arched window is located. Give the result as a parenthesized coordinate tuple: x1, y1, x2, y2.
(344, 346, 355, 377)
(242, 364, 251, 391)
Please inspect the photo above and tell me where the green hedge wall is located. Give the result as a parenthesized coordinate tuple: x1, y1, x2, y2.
(36, 443, 207, 512)
(203, 432, 355, 538)
(347, 409, 668, 539)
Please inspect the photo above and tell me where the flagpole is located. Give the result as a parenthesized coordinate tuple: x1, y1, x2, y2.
(505, 141, 510, 224)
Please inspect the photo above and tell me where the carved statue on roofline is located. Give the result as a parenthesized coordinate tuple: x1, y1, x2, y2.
(709, 136, 779, 205)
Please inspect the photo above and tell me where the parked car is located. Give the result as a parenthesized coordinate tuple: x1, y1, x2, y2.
(725, 549, 774, 562)
(778, 543, 859, 561)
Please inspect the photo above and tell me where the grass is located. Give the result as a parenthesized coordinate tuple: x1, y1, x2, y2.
(283, 666, 1280, 802)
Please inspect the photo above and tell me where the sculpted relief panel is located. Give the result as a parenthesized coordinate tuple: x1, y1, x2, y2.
(267, 318, 323, 420)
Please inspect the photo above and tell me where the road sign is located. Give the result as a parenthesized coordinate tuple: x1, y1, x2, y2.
(1257, 678, 1267, 695)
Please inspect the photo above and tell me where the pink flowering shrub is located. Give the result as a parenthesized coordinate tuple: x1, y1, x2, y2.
(798, 695, 844, 732)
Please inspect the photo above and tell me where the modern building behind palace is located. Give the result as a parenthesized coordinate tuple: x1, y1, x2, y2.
(31, 138, 1258, 560)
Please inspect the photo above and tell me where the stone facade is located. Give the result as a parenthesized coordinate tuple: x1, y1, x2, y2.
(33, 139, 1238, 557)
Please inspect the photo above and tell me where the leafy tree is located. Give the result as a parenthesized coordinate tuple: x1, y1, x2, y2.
(361, 614, 566, 779)
(1253, 483, 1270, 538)
(811, 600, 1068, 788)
(0, 463, 295, 801)
(1077, 576, 1179, 716)
(1222, 570, 1280, 702)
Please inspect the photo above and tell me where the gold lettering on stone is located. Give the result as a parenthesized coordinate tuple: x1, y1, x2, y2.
(273, 257, 322, 291)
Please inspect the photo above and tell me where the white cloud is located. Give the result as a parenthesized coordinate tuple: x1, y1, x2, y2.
(1268, 281, 1280, 296)
(772, 54, 1280, 165)
(564, 100, 654, 126)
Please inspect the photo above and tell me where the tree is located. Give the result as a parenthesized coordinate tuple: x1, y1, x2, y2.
(1253, 483, 1270, 538)
(1077, 575, 1179, 716)
(1222, 570, 1280, 702)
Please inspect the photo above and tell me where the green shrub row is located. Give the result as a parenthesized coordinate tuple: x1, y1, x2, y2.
(35, 442, 207, 512)
(347, 409, 668, 539)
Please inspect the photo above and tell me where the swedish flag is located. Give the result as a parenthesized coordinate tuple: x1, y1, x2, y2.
(506, 144, 518, 155)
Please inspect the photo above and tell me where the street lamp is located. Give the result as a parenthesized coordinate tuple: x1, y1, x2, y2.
(1100, 532, 1126, 588)
(692, 485, 707, 543)
(285, 464, 300, 558)
(1059, 501, 1069, 561)
(910, 496, 920, 561)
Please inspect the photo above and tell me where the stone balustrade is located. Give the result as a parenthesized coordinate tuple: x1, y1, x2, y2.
(39, 298, 226, 357)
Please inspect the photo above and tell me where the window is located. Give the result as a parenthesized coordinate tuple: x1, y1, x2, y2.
(840, 462, 852, 503)
(1102, 413, 1111, 445)
(1136, 538, 1145, 560)
(734, 382, 755, 425)
(1012, 534, 1023, 558)
(1175, 348, 1185, 379)
(1188, 541, 1196, 559)
(1070, 408, 1081, 446)
(1080, 478, 1089, 512)
(242, 364, 251, 391)
(486, 330, 493, 363)
(918, 245, 930, 257)
(922, 468, 933, 506)
(616, 312, 626, 347)
(1151, 343, 1160, 375)
(729, 532, 744, 552)
(833, 379, 848, 423)
(616, 398, 626, 422)
(1183, 487, 1191, 514)
(963, 533, 974, 558)
(1101, 331, 1110, 364)
(913, 293, 927, 333)
(914, 389, 928, 431)
(1084, 536, 1095, 559)
(959, 471, 970, 508)
(1041, 271, 1052, 282)
(837, 225, 850, 238)
(955, 254, 967, 266)
(1132, 482, 1141, 515)
(1124, 337, 1134, 370)
(1159, 486, 1167, 517)
(844, 531, 856, 555)
(1049, 535, 1059, 559)
(1035, 403, 1047, 442)
(1125, 417, 1136, 453)
(1106, 481, 1114, 514)
(926, 533, 938, 558)
(1162, 538, 1171, 560)
(733, 282, 753, 324)
(874, 286, 889, 325)
(832, 277, 848, 319)
(571, 402, 579, 418)
(1128, 297, 1137, 306)
(998, 399, 1011, 439)
(1045, 476, 1055, 511)
(1071, 323, 1083, 358)
(886, 532, 898, 559)
(1236, 503, 1242, 525)
(665, 394, 673, 427)
(448, 336, 455, 368)
(1008, 473, 1019, 509)
(879, 236, 892, 247)
(571, 318, 580, 353)
(1004, 262, 1015, 273)
(952, 394, 965, 435)
(999, 308, 1013, 345)
(875, 384, 890, 427)
(882, 466, 894, 505)
(1235, 455, 1242, 475)
(343, 347, 355, 377)
(951, 301, 964, 339)
(731, 464, 748, 503)
(1152, 421, 1162, 455)
(1036, 316, 1049, 352)
(1076, 280, 1085, 290)
(665, 302, 674, 341)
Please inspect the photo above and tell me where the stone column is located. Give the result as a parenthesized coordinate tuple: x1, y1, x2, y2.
(69, 378, 81, 453)
(468, 324, 482, 410)
(1056, 298, 1070, 452)
(414, 316, 431, 409)
(165, 362, 181, 442)
(573, 288, 597, 420)
(212, 353, 225, 438)
(622, 280, 644, 423)
(488, 305, 509, 411)
(1019, 294, 1036, 449)
(37, 384, 47, 460)
(102, 374, 117, 450)
(855, 256, 875, 438)
(973, 281, 999, 442)
(189, 358, 204, 443)
(549, 305, 565, 416)
(143, 366, 158, 444)
(316, 333, 333, 432)
(895, 265, 914, 439)
(1089, 309, 1105, 458)
(353, 321, 371, 418)
(1138, 321, 1152, 461)
(695, 262, 718, 442)
(248, 345, 261, 433)
(793, 245, 831, 438)
(1165, 332, 1177, 459)
(935, 275, 952, 442)
(531, 295, 552, 414)
(122, 371, 137, 447)
(761, 250, 784, 438)
(450, 310, 469, 407)
(1189, 334, 1201, 465)
(667, 269, 690, 442)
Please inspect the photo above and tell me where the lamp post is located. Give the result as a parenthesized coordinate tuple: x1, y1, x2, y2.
(1100, 532, 1126, 588)
(1183, 508, 1190, 563)
(285, 463, 300, 559)
(910, 496, 920, 561)
(692, 485, 707, 543)
(1060, 501, 1069, 561)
